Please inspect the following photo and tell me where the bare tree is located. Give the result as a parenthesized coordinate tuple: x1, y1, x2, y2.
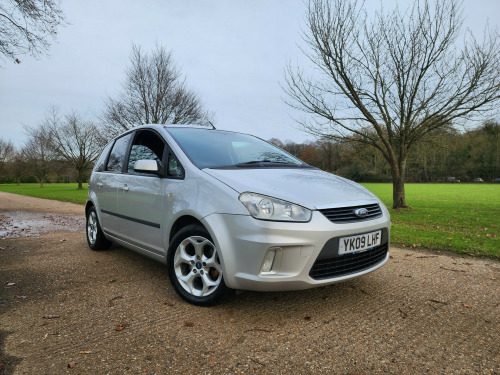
(0, 138, 14, 177)
(283, 0, 500, 208)
(102, 44, 213, 139)
(268, 138, 285, 149)
(23, 123, 57, 187)
(46, 107, 102, 189)
(7, 150, 26, 185)
(316, 138, 337, 172)
(0, 0, 66, 64)
(0, 138, 14, 163)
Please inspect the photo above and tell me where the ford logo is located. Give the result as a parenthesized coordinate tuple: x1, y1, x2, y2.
(354, 208, 369, 217)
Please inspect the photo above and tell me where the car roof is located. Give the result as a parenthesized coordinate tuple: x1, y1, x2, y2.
(162, 124, 212, 130)
(136, 123, 257, 139)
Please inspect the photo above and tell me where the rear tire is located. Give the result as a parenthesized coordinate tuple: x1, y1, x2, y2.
(167, 224, 228, 306)
(86, 206, 113, 251)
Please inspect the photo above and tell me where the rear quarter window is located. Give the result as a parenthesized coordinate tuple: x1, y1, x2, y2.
(106, 133, 133, 173)
(93, 142, 113, 172)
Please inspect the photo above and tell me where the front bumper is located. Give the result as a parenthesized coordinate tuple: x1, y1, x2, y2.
(202, 211, 390, 291)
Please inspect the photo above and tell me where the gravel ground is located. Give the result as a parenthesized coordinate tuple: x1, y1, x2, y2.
(0, 212, 84, 239)
(0, 192, 499, 374)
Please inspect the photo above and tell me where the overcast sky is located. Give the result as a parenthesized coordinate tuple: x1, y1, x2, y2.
(1, 0, 499, 147)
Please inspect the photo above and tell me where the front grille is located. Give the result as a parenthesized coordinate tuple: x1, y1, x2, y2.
(319, 203, 382, 223)
(309, 244, 388, 280)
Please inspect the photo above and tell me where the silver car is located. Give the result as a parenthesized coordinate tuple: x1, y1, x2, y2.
(86, 125, 390, 305)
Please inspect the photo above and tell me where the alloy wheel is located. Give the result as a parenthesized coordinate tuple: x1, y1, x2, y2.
(173, 236, 222, 297)
(87, 210, 98, 245)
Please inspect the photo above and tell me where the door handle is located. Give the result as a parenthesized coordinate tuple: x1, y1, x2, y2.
(121, 185, 129, 191)
(97, 182, 103, 188)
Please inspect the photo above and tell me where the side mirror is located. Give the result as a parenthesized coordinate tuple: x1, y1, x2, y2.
(133, 159, 159, 174)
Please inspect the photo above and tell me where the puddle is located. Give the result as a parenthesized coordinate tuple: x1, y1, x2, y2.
(0, 211, 85, 239)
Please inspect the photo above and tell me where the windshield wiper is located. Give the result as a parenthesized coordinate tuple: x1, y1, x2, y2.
(237, 160, 273, 165)
(234, 160, 311, 168)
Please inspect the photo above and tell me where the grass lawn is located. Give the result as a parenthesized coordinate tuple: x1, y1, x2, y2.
(0, 183, 498, 258)
(0, 183, 88, 205)
(363, 183, 499, 258)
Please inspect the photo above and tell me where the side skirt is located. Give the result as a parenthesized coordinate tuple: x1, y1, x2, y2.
(104, 232, 166, 264)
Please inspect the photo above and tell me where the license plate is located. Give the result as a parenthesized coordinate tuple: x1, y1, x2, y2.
(339, 230, 382, 255)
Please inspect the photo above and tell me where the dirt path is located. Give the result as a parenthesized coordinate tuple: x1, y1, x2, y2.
(0, 192, 499, 374)
(0, 192, 83, 215)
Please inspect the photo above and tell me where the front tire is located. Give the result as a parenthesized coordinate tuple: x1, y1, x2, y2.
(167, 224, 228, 306)
(86, 206, 113, 251)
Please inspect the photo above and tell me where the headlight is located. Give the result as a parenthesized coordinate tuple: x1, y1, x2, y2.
(238, 192, 312, 222)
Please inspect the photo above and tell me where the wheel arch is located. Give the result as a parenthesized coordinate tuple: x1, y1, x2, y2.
(169, 215, 204, 245)
(167, 214, 229, 280)
(85, 200, 94, 215)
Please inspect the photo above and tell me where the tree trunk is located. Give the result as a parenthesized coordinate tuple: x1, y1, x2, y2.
(390, 156, 409, 209)
(392, 174, 407, 209)
(423, 153, 429, 182)
(77, 169, 84, 190)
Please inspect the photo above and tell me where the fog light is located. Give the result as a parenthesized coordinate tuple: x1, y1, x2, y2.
(261, 249, 277, 273)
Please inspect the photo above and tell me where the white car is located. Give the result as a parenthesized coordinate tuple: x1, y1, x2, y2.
(86, 125, 391, 305)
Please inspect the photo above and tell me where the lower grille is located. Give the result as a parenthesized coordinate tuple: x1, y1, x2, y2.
(309, 244, 388, 280)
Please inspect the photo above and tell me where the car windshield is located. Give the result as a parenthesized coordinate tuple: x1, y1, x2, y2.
(166, 127, 308, 169)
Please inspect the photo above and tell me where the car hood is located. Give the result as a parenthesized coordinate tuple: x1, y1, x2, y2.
(203, 167, 378, 209)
